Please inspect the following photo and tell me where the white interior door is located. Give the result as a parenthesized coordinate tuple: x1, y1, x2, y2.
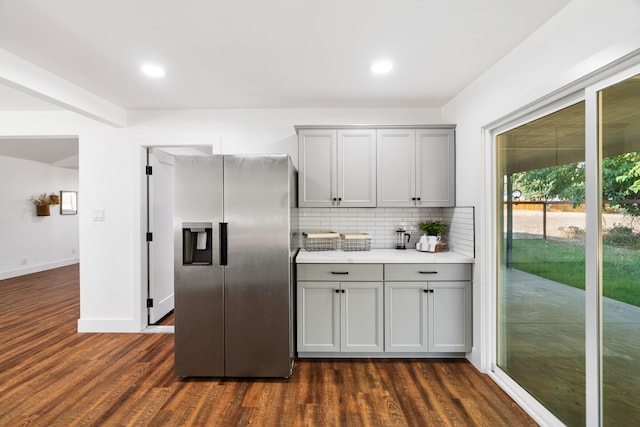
(148, 148, 175, 324)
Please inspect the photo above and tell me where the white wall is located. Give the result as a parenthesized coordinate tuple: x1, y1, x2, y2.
(0, 155, 79, 279)
(76, 108, 442, 332)
(2, 1, 639, 376)
(125, 108, 444, 167)
(442, 0, 640, 372)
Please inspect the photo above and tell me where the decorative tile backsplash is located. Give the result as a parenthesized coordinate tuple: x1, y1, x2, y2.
(298, 206, 475, 257)
(443, 206, 475, 258)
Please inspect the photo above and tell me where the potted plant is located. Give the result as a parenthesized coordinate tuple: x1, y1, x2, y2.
(30, 193, 53, 216)
(418, 220, 447, 237)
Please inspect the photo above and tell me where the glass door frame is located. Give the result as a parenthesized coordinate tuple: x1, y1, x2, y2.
(483, 54, 640, 426)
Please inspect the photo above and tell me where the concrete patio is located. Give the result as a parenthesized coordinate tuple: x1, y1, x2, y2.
(499, 268, 640, 426)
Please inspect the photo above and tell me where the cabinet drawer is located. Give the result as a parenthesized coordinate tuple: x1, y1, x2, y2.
(384, 264, 471, 281)
(298, 264, 383, 281)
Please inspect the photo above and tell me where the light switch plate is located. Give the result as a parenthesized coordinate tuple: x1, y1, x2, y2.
(92, 210, 105, 221)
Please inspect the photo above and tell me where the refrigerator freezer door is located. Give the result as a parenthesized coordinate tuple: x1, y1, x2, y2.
(174, 155, 225, 377)
(223, 155, 293, 377)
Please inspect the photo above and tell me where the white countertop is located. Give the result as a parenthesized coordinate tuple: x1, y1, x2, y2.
(296, 249, 474, 264)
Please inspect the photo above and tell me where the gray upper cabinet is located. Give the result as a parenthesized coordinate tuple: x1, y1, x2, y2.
(376, 129, 416, 207)
(415, 128, 455, 207)
(298, 128, 376, 208)
(377, 127, 455, 207)
(297, 125, 454, 208)
(298, 129, 336, 207)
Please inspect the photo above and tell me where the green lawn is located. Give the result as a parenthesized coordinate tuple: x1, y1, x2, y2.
(508, 239, 640, 307)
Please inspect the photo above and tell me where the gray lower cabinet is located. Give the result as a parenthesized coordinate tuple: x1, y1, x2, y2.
(297, 262, 472, 356)
(385, 264, 472, 353)
(297, 264, 384, 353)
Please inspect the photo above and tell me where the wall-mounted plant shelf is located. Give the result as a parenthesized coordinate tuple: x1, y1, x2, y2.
(30, 193, 53, 217)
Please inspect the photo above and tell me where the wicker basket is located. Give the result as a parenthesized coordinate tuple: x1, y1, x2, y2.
(340, 233, 372, 251)
(35, 204, 50, 216)
(434, 242, 447, 252)
(303, 232, 340, 251)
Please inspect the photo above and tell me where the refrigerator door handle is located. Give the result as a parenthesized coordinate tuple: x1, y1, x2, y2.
(219, 222, 228, 266)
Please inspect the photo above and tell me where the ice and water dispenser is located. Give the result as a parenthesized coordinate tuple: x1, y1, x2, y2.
(182, 222, 213, 265)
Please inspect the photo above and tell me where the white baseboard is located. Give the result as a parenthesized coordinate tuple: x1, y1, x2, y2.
(142, 325, 174, 334)
(77, 318, 141, 333)
(0, 258, 79, 281)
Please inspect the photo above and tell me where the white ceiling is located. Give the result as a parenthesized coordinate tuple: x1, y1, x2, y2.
(0, 1, 572, 168)
(0, 0, 571, 111)
(0, 136, 78, 169)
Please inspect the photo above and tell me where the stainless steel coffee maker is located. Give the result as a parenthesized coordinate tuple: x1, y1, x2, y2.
(395, 228, 411, 250)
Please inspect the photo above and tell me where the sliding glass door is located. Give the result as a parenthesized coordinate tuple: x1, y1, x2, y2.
(599, 74, 640, 426)
(495, 68, 640, 426)
(497, 102, 586, 426)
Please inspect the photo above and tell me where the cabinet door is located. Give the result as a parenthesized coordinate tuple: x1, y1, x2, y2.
(385, 282, 428, 352)
(297, 282, 340, 352)
(342, 282, 383, 352)
(298, 129, 336, 207)
(376, 129, 416, 207)
(415, 128, 455, 207)
(428, 281, 471, 352)
(337, 129, 376, 207)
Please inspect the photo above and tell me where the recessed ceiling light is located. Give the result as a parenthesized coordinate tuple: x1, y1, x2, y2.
(141, 64, 166, 77)
(371, 60, 393, 74)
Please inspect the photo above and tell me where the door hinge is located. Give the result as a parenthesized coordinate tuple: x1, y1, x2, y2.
(147, 298, 154, 308)
(146, 232, 153, 242)
(145, 165, 153, 175)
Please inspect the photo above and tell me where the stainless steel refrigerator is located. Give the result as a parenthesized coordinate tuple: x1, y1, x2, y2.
(173, 154, 297, 377)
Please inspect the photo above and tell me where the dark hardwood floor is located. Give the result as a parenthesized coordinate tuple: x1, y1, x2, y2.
(0, 265, 536, 426)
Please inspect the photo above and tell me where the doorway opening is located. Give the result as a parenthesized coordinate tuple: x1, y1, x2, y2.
(143, 145, 213, 330)
(0, 135, 79, 280)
